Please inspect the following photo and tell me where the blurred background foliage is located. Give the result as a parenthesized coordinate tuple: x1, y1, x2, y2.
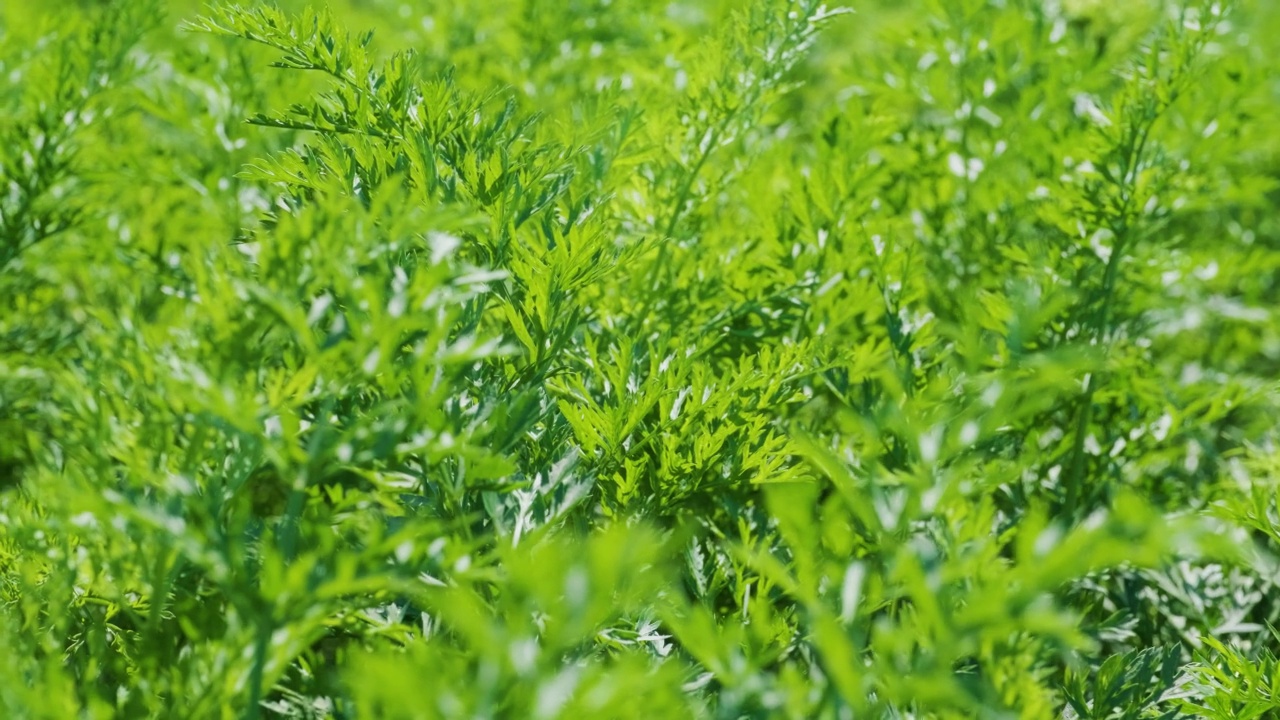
(2, 0, 1279, 717)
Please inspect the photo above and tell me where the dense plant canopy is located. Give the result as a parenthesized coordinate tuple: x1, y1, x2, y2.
(2, 0, 1280, 717)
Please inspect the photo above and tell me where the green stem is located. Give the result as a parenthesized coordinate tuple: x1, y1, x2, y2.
(246, 614, 273, 720)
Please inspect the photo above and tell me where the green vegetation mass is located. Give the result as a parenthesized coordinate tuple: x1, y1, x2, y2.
(3, 0, 1280, 717)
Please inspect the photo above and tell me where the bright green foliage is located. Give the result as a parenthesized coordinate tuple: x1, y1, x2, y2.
(2, 0, 1279, 717)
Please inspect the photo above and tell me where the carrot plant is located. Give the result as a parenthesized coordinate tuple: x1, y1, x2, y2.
(2, 0, 1279, 717)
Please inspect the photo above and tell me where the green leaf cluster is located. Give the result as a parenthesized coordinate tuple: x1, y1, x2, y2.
(2, 0, 1279, 717)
